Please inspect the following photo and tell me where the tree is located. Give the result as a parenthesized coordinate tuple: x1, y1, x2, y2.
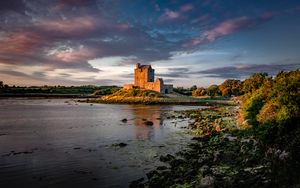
(190, 85, 197, 91)
(192, 87, 206, 96)
(219, 79, 243, 97)
(243, 73, 269, 93)
(0, 81, 3, 88)
(207, 85, 220, 97)
(241, 69, 300, 142)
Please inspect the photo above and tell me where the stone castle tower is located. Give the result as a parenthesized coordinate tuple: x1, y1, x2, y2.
(124, 63, 173, 93)
(134, 64, 154, 88)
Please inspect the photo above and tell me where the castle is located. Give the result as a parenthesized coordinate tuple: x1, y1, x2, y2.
(123, 63, 173, 93)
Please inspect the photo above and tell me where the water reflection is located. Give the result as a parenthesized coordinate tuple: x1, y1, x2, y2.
(132, 105, 163, 140)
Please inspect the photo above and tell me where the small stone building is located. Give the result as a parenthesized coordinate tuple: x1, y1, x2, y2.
(123, 63, 173, 93)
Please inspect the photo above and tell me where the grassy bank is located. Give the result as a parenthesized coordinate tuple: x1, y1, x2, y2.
(0, 85, 120, 96)
(89, 89, 234, 105)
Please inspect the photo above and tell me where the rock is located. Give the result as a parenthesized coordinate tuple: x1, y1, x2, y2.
(200, 175, 215, 187)
(170, 159, 184, 167)
(157, 166, 168, 171)
(159, 154, 175, 162)
(226, 135, 237, 141)
(144, 121, 154, 126)
(146, 170, 159, 179)
(129, 177, 144, 188)
(112, 142, 128, 147)
(121, 118, 128, 123)
(198, 165, 210, 177)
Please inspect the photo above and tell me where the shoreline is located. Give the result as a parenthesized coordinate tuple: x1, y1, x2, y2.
(133, 102, 298, 187)
(0, 93, 98, 99)
(83, 96, 235, 106)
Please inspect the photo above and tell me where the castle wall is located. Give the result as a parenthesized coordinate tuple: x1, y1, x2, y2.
(126, 63, 173, 93)
(161, 84, 173, 94)
(134, 68, 146, 88)
(134, 65, 154, 88)
(123, 84, 134, 90)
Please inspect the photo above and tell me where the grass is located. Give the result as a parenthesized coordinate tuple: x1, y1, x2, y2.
(90, 89, 236, 105)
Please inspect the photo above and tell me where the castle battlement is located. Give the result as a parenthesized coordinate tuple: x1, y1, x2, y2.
(123, 64, 173, 93)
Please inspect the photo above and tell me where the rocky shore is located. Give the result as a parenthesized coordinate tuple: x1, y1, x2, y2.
(131, 104, 299, 187)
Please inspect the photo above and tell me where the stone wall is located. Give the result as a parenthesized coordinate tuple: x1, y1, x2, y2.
(134, 64, 154, 88)
(161, 84, 173, 94)
(125, 63, 173, 93)
(123, 84, 134, 90)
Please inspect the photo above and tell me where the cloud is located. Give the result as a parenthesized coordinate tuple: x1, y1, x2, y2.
(0, 0, 299, 86)
(0, 0, 26, 12)
(156, 67, 191, 78)
(158, 3, 194, 22)
(195, 63, 300, 79)
(180, 4, 194, 12)
(0, 12, 178, 73)
(37, 16, 98, 35)
(183, 13, 275, 47)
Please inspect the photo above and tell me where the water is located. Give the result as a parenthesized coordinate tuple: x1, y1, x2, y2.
(0, 99, 202, 187)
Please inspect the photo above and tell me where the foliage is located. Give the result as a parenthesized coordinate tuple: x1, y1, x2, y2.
(92, 87, 120, 95)
(242, 88, 266, 126)
(0, 85, 120, 95)
(110, 89, 165, 98)
(206, 84, 221, 97)
(173, 87, 192, 96)
(241, 70, 300, 146)
(190, 85, 197, 91)
(192, 87, 206, 96)
(218, 79, 243, 97)
(242, 72, 269, 93)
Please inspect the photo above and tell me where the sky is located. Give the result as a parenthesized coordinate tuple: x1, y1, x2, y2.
(0, 0, 300, 87)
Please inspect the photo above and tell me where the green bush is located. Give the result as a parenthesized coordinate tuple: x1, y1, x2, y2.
(241, 70, 300, 146)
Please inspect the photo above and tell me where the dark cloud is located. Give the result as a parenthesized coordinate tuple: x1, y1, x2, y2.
(0, 0, 299, 86)
(0, 0, 26, 12)
(119, 73, 134, 78)
(59, 0, 96, 7)
(157, 67, 191, 78)
(196, 64, 300, 79)
(0, 70, 29, 77)
(168, 68, 190, 72)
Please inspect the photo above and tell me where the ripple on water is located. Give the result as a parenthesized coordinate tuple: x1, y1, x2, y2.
(0, 99, 201, 187)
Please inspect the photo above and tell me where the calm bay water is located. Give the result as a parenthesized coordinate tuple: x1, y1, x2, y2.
(0, 99, 202, 188)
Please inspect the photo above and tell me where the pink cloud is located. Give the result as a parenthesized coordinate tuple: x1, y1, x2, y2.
(202, 16, 251, 42)
(191, 14, 211, 24)
(165, 10, 180, 19)
(0, 32, 47, 55)
(158, 4, 194, 22)
(37, 16, 97, 34)
(115, 23, 130, 30)
(49, 47, 97, 63)
(183, 13, 274, 48)
(180, 4, 194, 12)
